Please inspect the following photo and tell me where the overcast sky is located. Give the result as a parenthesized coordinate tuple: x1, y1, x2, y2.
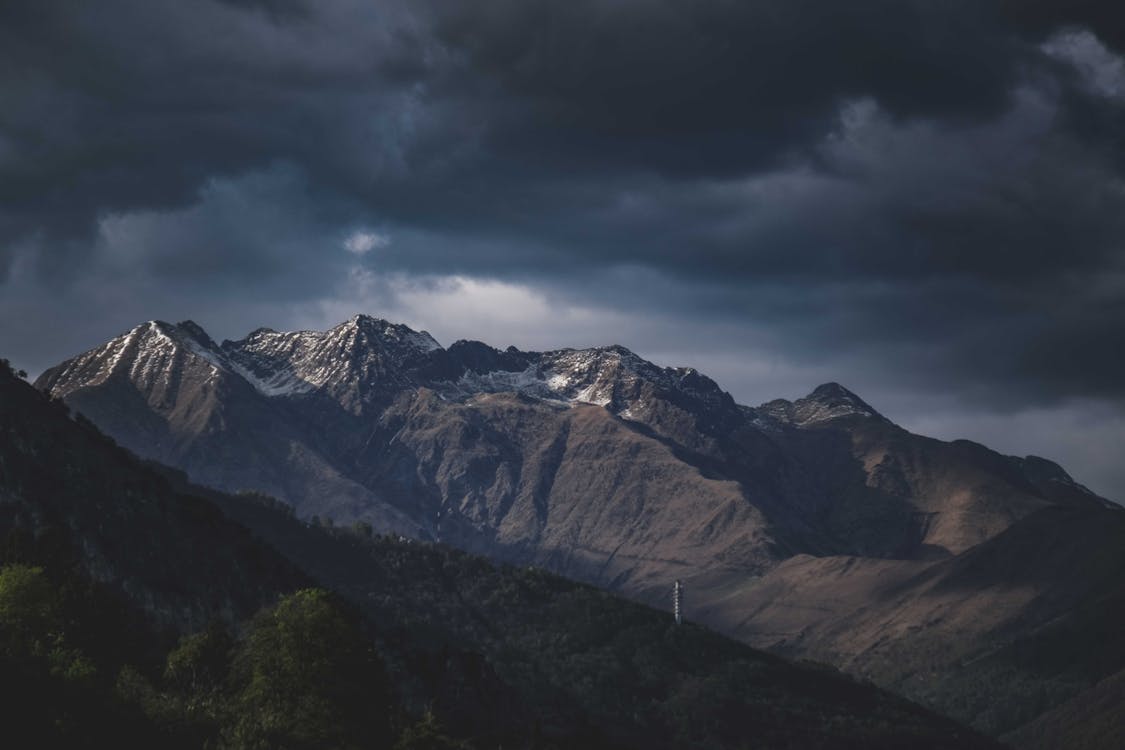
(2, 1, 1124, 501)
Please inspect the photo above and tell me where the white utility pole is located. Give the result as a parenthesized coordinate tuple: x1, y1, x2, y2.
(673, 579, 683, 625)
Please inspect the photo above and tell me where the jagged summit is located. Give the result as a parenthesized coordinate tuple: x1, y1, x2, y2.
(38, 315, 849, 426)
(216, 316, 447, 408)
(758, 381, 883, 426)
(337, 314, 443, 353)
(36, 319, 234, 399)
(805, 381, 881, 417)
(39, 316, 890, 437)
(175, 319, 216, 346)
(447, 340, 532, 375)
(809, 381, 861, 400)
(443, 339, 736, 415)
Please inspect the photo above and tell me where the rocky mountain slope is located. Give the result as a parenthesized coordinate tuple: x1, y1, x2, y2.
(39, 316, 1109, 572)
(691, 504, 1125, 734)
(1, 359, 999, 749)
(36, 315, 1125, 744)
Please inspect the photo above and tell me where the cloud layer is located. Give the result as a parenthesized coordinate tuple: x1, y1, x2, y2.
(2, 1, 1124, 498)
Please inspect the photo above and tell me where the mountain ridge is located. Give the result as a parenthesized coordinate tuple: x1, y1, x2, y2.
(37, 316, 1113, 563)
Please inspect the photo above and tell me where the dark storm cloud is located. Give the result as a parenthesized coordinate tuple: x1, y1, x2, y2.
(1, 0, 1125, 417)
(427, 0, 1022, 175)
(0, 0, 1022, 258)
(1000, 0, 1125, 49)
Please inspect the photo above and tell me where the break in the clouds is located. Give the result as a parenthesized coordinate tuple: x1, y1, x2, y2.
(1, 0, 1125, 499)
(1043, 27, 1125, 100)
(343, 230, 390, 256)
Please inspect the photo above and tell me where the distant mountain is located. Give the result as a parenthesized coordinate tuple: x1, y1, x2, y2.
(0, 359, 998, 749)
(37, 316, 1125, 745)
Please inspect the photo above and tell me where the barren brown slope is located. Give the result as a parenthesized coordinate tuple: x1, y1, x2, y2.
(355, 388, 782, 591)
(760, 413, 1109, 559)
(691, 504, 1125, 736)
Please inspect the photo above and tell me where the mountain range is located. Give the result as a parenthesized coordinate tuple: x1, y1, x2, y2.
(36, 315, 1125, 746)
(0, 356, 998, 749)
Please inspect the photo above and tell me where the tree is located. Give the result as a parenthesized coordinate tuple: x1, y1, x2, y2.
(394, 711, 471, 750)
(0, 564, 60, 657)
(226, 589, 393, 749)
(165, 621, 234, 693)
(0, 564, 94, 681)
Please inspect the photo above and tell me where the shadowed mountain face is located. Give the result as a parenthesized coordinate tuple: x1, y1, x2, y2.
(36, 316, 1125, 743)
(2, 355, 306, 634)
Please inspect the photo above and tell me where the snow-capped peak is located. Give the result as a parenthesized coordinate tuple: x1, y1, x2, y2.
(445, 342, 734, 418)
(340, 314, 443, 354)
(40, 314, 734, 424)
(758, 382, 882, 427)
(218, 315, 447, 408)
(34, 319, 237, 398)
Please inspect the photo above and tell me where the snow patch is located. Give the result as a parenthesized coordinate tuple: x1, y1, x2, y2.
(572, 383, 611, 407)
(226, 359, 315, 397)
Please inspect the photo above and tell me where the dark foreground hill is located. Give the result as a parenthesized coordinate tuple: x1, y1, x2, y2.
(0, 359, 996, 748)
